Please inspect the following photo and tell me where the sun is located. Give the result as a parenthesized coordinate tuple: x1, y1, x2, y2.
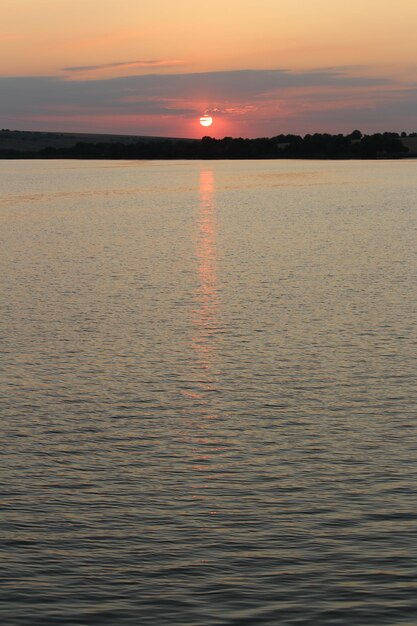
(200, 115, 213, 127)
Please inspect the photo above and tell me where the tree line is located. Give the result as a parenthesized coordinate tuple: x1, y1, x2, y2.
(0, 131, 414, 159)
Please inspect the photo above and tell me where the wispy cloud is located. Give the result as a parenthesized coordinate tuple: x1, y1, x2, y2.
(62, 59, 183, 73)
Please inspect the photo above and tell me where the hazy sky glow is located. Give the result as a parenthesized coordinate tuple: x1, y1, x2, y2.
(2, 0, 417, 137)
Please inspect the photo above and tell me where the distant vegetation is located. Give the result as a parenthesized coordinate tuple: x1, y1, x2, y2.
(1, 129, 416, 159)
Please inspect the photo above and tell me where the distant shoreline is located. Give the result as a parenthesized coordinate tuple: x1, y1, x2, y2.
(1, 129, 417, 160)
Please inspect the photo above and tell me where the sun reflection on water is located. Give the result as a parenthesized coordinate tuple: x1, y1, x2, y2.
(180, 167, 230, 516)
(192, 168, 221, 399)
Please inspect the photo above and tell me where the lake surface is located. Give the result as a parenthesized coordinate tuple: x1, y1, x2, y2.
(1, 159, 417, 625)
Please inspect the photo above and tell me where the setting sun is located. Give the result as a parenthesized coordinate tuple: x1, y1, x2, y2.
(200, 116, 213, 127)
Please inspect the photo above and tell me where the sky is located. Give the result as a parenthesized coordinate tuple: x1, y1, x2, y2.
(1, 0, 417, 137)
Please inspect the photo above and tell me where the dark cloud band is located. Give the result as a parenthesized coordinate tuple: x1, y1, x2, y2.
(0, 66, 414, 134)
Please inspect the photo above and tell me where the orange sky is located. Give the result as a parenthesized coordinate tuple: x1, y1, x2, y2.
(1, 0, 417, 136)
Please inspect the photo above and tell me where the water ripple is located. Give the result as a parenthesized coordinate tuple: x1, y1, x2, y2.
(1, 159, 417, 625)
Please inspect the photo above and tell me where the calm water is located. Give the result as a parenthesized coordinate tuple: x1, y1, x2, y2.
(1, 159, 417, 625)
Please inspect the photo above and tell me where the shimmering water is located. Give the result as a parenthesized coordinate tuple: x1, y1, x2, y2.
(1, 159, 417, 625)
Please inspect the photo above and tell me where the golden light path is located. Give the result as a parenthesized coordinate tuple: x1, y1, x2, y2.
(193, 168, 220, 395)
(182, 167, 221, 406)
(189, 168, 225, 505)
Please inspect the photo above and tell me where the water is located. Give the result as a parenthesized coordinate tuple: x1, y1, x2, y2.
(1, 159, 417, 625)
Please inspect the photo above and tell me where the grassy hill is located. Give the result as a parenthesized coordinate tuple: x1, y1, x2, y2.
(0, 129, 195, 153)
